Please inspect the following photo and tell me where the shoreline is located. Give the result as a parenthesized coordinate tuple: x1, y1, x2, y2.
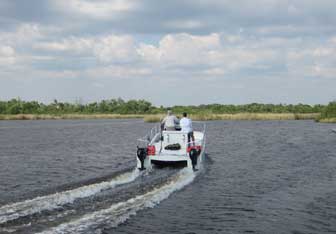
(317, 118, 336, 123)
(0, 114, 145, 121)
(143, 113, 320, 122)
(0, 113, 320, 122)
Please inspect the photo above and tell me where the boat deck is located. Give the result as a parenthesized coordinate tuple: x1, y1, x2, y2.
(151, 130, 204, 157)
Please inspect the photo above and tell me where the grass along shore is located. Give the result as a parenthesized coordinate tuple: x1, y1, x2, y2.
(318, 118, 336, 123)
(0, 113, 320, 122)
(143, 113, 320, 122)
(0, 114, 145, 120)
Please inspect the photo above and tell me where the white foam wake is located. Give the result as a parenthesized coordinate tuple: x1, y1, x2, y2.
(0, 169, 141, 224)
(38, 168, 195, 234)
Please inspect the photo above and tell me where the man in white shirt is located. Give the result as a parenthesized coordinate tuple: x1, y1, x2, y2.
(161, 110, 179, 131)
(179, 112, 195, 146)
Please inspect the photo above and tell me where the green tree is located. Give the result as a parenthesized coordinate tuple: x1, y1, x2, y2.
(321, 101, 336, 119)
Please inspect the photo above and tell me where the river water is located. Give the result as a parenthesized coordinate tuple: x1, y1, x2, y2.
(0, 119, 335, 234)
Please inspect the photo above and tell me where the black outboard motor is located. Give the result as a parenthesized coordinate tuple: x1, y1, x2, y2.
(189, 148, 200, 171)
(137, 147, 147, 170)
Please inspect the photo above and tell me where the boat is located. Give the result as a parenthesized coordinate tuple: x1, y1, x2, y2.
(332, 129, 336, 133)
(136, 122, 206, 171)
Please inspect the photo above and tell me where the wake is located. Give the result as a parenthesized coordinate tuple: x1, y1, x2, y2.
(0, 169, 141, 224)
(38, 168, 195, 234)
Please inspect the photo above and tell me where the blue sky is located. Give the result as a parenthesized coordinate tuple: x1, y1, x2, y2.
(0, 0, 335, 106)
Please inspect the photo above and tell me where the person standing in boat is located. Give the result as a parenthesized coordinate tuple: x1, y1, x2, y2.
(161, 110, 179, 131)
(180, 112, 195, 146)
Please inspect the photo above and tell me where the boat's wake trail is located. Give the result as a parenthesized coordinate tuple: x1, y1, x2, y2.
(0, 167, 195, 234)
(38, 168, 195, 234)
(0, 169, 141, 225)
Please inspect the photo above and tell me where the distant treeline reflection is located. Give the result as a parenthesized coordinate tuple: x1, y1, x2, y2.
(0, 98, 330, 115)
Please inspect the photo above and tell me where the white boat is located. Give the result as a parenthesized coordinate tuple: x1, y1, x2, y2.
(136, 122, 206, 171)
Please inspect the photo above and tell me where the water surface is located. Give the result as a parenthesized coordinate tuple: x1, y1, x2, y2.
(0, 119, 335, 233)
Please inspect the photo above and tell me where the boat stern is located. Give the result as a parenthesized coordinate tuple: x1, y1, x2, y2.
(136, 123, 206, 171)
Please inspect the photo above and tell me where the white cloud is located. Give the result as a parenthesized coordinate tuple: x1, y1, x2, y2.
(0, 24, 43, 47)
(29, 31, 336, 80)
(93, 35, 137, 63)
(138, 33, 221, 65)
(35, 37, 93, 54)
(53, 0, 137, 20)
(0, 45, 16, 65)
(16, 24, 42, 40)
(287, 43, 336, 79)
(137, 33, 280, 75)
(35, 34, 137, 63)
(0, 46, 15, 57)
(3, 26, 335, 81)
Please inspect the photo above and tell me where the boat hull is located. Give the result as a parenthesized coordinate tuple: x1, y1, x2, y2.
(136, 139, 205, 171)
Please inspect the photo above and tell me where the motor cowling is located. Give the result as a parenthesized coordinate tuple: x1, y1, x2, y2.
(137, 147, 147, 170)
(189, 148, 200, 171)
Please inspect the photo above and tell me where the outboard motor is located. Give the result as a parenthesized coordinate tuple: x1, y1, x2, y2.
(137, 147, 147, 170)
(189, 148, 200, 171)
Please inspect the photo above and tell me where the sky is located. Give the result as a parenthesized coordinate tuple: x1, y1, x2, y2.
(0, 0, 335, 106)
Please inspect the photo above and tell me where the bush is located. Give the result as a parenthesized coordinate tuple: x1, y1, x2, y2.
(320, 102, 336, 119)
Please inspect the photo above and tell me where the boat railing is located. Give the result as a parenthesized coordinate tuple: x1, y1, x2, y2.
(137, 123, 161, 146)
(137, 121, 206, 147)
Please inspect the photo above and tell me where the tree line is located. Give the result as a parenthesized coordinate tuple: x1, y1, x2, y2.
(0, 98, 329, 115)
(170, 103, 325, 114)
(0, 98, 154, 115)
(320, 101, 336, 119)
